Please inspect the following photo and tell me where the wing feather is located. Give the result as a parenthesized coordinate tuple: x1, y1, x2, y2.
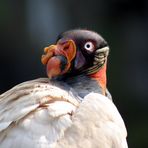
(0, 78, 79, 148)
(56, 93, 128, 148)
(0, 78, 127, 148)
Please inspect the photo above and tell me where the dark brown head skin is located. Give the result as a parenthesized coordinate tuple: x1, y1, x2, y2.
(56, 29, 108, 73)
(41, 29, 110, 98)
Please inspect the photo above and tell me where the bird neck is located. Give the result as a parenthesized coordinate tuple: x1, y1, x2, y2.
(56, 63, 107, 98)
(61, 65, 107, 98)
(88, 63, 107, 95)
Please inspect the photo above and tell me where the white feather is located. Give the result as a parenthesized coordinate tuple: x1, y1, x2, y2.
(0, 78, 79, 148)
(0, 78, 128, 148)
(56, 93, 128, 148)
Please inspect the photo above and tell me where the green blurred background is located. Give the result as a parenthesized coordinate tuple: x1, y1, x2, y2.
(0, 0, 148, 147)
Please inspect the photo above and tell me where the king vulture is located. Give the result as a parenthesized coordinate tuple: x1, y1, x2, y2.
(0, 29, 128, 148)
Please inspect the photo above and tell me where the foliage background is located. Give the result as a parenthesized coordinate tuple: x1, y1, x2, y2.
(0, 0, 148, 147)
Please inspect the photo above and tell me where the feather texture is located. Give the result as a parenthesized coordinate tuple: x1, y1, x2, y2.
(0, 78, 79, 148)
(0, 78, 127, 148)
(56, 93, 128, 148)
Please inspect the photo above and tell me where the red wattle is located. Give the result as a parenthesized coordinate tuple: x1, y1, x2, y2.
(89, 63, 107, 95)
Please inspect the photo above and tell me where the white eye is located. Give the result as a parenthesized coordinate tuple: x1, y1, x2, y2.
(84, 42, 94, 52)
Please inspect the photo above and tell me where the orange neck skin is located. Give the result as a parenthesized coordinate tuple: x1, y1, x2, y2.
(88, 63, 107, 95)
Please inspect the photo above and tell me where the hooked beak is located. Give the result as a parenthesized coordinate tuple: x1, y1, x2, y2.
(41, 40, 76, 78)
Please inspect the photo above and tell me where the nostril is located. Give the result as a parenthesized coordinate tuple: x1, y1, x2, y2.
(63, 45, 69, 51)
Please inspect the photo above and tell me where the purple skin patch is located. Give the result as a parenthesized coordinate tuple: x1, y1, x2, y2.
(74, 51, 86, 69)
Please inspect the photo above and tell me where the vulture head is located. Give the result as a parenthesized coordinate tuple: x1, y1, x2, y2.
(41, 29, 109, 95)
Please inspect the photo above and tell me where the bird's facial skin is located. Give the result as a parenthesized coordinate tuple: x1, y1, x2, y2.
(41, 29, 109, 95)
(41, 39, 98, 79)
(73, 40, 96, 70)
(41, 40, 76, 78)
(90, 63, 107, 95)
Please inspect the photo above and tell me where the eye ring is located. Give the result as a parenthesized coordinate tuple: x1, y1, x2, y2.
(84, 42, 94, 52)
